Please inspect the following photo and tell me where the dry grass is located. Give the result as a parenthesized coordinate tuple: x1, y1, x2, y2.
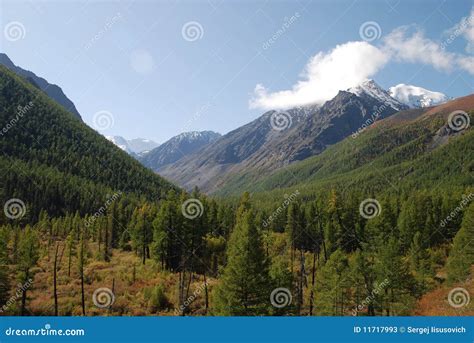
(8, 240, 213, 316)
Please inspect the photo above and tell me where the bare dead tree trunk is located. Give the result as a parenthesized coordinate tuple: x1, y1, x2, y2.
(53, 243, 59, 316)
(203, 272, 209, 315)
(80, 239, 86, 316)
(20, 269, 29, 316)
(309, 252, 317, 316)
(67, 243, 72, 277)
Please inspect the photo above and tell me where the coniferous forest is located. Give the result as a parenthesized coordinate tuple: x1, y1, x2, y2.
(1, 53, 473, 317)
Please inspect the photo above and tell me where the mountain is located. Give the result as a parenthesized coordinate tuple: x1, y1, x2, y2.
(217, 94, 474, 197)
(389, 83, 449, 108)
(158, 80, 408, 193)
(0, 65, 176, 220)
(106, 135, 159, 155)
(128, 138, 160, 154)
(348, 79, 406, 111)
(0, 53, 82, 120)
(139, 131, 221, 170)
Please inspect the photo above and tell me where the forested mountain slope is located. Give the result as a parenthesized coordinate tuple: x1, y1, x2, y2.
(216, 94, 474, 198)
(0, 65, 177, 221)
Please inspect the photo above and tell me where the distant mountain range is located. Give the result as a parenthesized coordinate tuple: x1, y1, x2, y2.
(106, 136, 160, 155)
(157, 80, 429, 192)
(0, 53, 82, 120)
(139, 131, 221, 170)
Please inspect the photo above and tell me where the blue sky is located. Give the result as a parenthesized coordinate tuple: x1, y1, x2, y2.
(1, 0, 473, 143)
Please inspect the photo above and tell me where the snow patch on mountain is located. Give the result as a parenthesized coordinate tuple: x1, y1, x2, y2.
(348, 79, 406, 111)
(106, 136, 159, 154)
(388, 84, 449, 108)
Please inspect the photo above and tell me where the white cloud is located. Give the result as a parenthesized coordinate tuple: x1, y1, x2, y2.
(250, 41, 388, 110)
(383, 26, 456, 71)
(446, 7, 474, 53)
(457, 56, 474, 75)
(250, 20, 473, 111)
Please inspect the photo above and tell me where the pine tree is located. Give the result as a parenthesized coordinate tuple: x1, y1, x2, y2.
(77, 232, 87, 315)
(313, 249, 350, 315)
(375, 238, 417, 316)
(447, 203, 474, 283)
(213, 193, 271, 315)
(18, 226, 39, 315)
(0, 226, 10, 309)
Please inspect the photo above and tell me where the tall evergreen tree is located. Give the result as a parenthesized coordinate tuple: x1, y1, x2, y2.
(447, 203, 474, 283)
(213, 193, 271, 315)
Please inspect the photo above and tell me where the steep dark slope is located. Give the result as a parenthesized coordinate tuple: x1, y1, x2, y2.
(0, 53, 82, 120)
(0, 65, 176, 221)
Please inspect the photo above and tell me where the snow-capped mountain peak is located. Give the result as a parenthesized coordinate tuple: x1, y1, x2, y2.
(388, 84, 449, 108)
(106, 136, 159, 155)
(347, 79, 406, 111)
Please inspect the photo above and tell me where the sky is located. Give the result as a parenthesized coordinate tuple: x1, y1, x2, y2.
(1, 0, 473, 143)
